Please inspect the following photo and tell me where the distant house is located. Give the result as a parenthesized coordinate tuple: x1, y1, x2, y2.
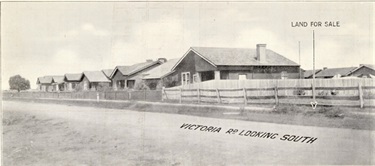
(110, 59, 164, 90)
(346, 64, 375, 78)
(142, 58, 179, 89)
(36, 76, 54, 92)
(169, 44, 300, 86)
(315, 67, 357, 79)
(80, 71, 111, 91)
(64, 73, 83, 91)
(52, 76, 65, 91)
(102, 69, 113, 79)
(303, 69, 322, 79)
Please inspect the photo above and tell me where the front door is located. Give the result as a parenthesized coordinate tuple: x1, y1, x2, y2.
(181, 72, 190, 85)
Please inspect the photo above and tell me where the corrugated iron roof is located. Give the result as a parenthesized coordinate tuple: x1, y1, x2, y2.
(303, 69, 322, 78)
(102, 69, 113, 78)
(65, 73, 83, 81)
(52, 76, 65, 84)
(315, 67, 356, 78)
(37, 76, 54, 84)
(190, 47, 299, 66)
(83, 71, 111, 83)
(143, 59, 179, 79)
(111, 61, 160, 78)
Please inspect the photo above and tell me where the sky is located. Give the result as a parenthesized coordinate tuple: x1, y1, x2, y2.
(1, 2, 374, 89)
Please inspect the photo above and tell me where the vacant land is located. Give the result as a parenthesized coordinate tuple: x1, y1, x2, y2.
(3, 101, 375, 165)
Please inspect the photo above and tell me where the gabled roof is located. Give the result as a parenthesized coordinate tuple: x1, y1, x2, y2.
(52, 76, 65, 84)
(65, 73, 83, 81)
(172, 47, 299, 70)
(303, 69, 322, 78)
(143, 59, 179, 79)
(347, 64, 375, 76)
(37, 76, 54, 84)
(315, 67, 357, 78)
(83, 71, 111, 83)
(102, 69, 113, 78)
(110, 61, 161, 78)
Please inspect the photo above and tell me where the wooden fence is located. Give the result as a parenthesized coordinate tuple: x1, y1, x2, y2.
(162, 79, 375, 108)
(3, 90, 162, 102)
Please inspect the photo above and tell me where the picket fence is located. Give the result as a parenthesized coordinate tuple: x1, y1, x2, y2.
(3, 90, 162, 102)
(162, 79, 375, 108)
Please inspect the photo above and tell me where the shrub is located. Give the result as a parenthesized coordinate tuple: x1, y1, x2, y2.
(319, 107, 345, 118)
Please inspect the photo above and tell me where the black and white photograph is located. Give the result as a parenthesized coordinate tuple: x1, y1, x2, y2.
(1, 1, 374, 165)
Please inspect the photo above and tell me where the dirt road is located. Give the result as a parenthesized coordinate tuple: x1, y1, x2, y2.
(3, 101, 375, 165)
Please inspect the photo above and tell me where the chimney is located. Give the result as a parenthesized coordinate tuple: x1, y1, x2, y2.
(323, 67, 328, 70)
(157, 58, 167, 63)
(146, 59, 153, 62)
(256, 44, 267, 63)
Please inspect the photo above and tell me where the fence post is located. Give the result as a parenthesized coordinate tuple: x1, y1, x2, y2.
(161, 87, 165, 102)
(114, 91, 117, 100)
(197, 88, 200, 104)
(243, 88, 247, 105)
(179, 88, 182, 103)
(216, 88, 221, 104)
(96, 92, 99, 102)
(358, 83, 364, 108)
(144, 90, 147, 100)
(274, 85, 279, 105)
(129, 91, 132, 100)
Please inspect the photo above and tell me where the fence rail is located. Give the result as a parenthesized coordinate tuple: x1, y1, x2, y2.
(162, 79, 375, 108)
(3, 90, 162, 102)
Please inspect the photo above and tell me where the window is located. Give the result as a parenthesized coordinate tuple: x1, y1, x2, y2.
(281, 71, 288, 79)
(181, 72, 190, 85)
(72, 83, 76, 89)
(127, 80, 135, 89)
(239, 74, 247, 80)
(117, 80, 125, 89)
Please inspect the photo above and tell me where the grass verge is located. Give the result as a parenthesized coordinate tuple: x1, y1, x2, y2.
(4, 97, 375, 131)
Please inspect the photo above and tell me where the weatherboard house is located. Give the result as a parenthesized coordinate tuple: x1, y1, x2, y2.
(110, 59, 164, 90)
(314, 67, 357, 79)
(36, 76, 54, 92)
(168, 44, 300, 86)
(52, 76, 65, 92)
(64, 73, 83, 91)
(346, 64, 375, 78)
(142, 58, 179, 89)
(79, 71, 111, 91)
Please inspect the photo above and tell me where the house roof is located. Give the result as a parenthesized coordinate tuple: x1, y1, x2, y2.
(52, 76, 65, 84)
(172, 47, 299, 70)
(102, 69, 113, 78)
(315, 67, 357, 78)
(347, 64, 375, 76)
(83, 71, 111, 83)
(65, 73, 83, 81)
(303, 69, 322, 78)
(110, 61, 160, 78)
(37, 76, 54, 84)
(143, 58, 179, 79)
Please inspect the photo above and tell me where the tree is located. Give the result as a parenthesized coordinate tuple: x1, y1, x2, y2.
(9, 75, 30, 92)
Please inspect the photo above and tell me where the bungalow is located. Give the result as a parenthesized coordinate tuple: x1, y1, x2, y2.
(36, 76, 54, 92)
(142, 58, 179, 89)
(52, 76, 65, 91)
(346, 64, 375, 78)
(64, 73, 83, 91)
(101, 69, 114, 88)
(315, 67, 357, 79)
(80, 71, 111, 91)
(110, 59, 164, 90)
(303, 69, 323, 79)
(169, 44, 300, 86)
